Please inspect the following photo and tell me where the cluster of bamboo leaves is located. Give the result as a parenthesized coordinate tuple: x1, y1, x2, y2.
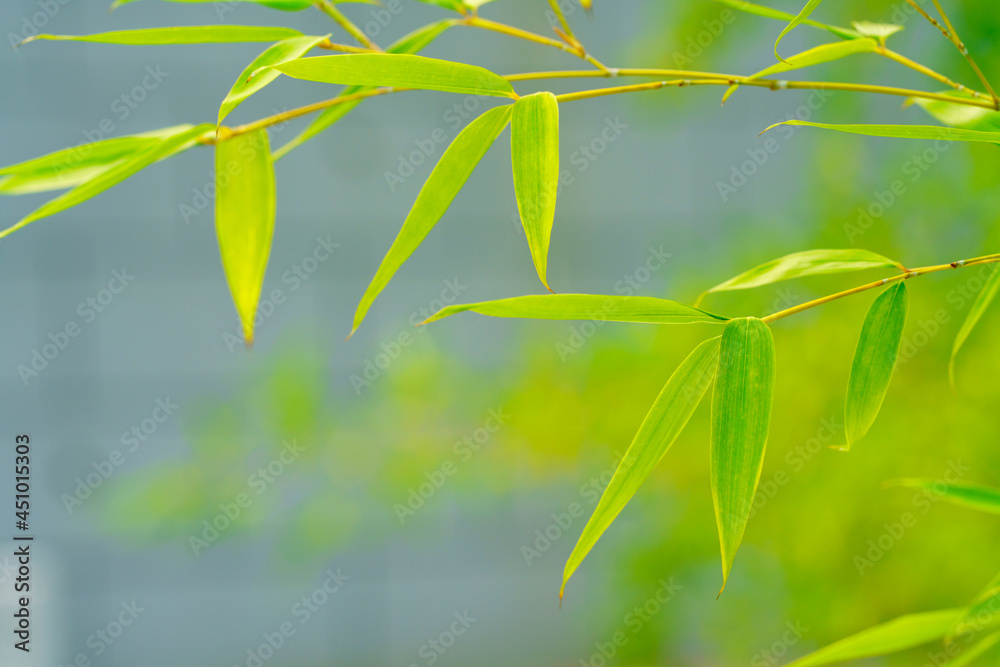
(3, 0, 1000, 609)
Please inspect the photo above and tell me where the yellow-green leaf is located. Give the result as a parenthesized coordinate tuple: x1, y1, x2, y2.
(712, 0, 859, 40)
(784, 609, 964, 666)
(511, 92, 560, 290)
(851, 21, 903, 41)
(913, 92, 1000, 131)
(421, 294, 729, 326)
(0, 124, 211, 238)
(219, 35, 330, 124)
(774, 0, 826, 61)
(111, 0, 321, 10)
(883, 479, 1000, 516)
(711, 317, 775, 591)
(764, 120, 1000, 143)
(351, 105, 512, 336)
(21, 26, 303, 46)
(267, 53, 516, 98)
(561, 336, 721, 601)
(950, 571, 1000, 640)
(950, 263, 1000, 386)
(703, 249, 901, 296)
(215, 129, 277, 346)
(945, 631, 1000, 667)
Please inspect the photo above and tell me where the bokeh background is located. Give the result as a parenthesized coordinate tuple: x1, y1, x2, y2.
(1, 0, 999, 665)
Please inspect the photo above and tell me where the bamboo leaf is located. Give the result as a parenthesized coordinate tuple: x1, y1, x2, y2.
(267, 53, 516, 98)
(561, 336, 722, 600)
(950, 264, 1000, 386)
(711, 317, 776, 591)
(844, 282, 908, 449)
(784, 609, 964, 666)
(724, 39, 877, 102)
(774, 0, 826, 61)
(763, 120, 1000, 143)
(0, 124, 211, 238)
(704, 249, 901, 296)
(851, 21, 903, 41)
(420, 294, 729, 326)
(945, 631, 1000, 667)
(110, 0, 328, 11)
(20, 26, 303, 46)
(351, 105, 512, 336)
(712, 0, 859, 40)
(273, 20, 457, 160)
(950, 571, 1000, 639)
(219, 35, 331, 124)
(883, 479, 1000, 516)
(511, 92, 560, 290)
(913, 92, 1000, 131)
(215, 129, 277, 346)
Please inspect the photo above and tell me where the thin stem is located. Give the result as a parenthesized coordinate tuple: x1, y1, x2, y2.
(317, 0, 381, 52)
(547, 0, 577, 41)
(761, 254, 1000, 324)
(318, 39, 377, 54)
(878, 47, 990, 101)
(461, 16, 610, 73)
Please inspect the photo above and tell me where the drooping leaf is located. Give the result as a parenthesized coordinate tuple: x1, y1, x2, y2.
(215, 129, 277, 346)
(561, 336, 722, 600)
(420, 294, 729, 325)
(784, 609, 964, 666)
(266, 53, 517, 98)
(703, 249, 901, 297)
(774, 0, 826, 61)
(511, 92, 560, 290)
(844, 282, 908, 448)
(950, 263, 1000, 386)
(273, 20, 457, 160)
(219, 34, 331, 124)
(851, 21, 903, 41)
(711, 317, 776, 591)
(763, 120, 1000, 143)
(20, 26, 303, 46)
(0, 124, 211, 238)
(724, 39, 877, 102)
(351, 105, 512, 336)
(883, 479, 1000, 516)
(712, 0, 859, 40)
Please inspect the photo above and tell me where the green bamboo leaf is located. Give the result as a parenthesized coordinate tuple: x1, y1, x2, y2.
(0, 124, 211, 238)
(266, 53, 516, 98)
(215, 129, 276, 346)
(219, 35, 331, 124)
(913, 92, 1000, 131)
(414, 0, 466, 10)
(420, 294, 729, 326)
(712, 0, 859, 39)
(561, 336, 722, 600)
(20, 26, 303, 46)
(711, 317, 776, 592)
(884, 479, 1000, 515)
(351, 105, 512, 336)
(763, 120, 1000, 143)
(703, 249, 901, 297)
(110, 0, 334, 11)
(774, 0, 826, 61)
(844, 282, 908, 449)
(950, 264, 1000, 386)
(946, 631, 1000, 667)
(851, 21, 903, 41)
(785, 609, 965, 666)
(511, 92, 560, 290)
(273, 20, 457, 160)
(950, 571, 1000, 639)
(0, 126, 194, 195)
(723, 39, 877, 102)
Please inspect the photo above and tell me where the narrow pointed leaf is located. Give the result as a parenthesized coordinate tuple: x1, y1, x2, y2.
(950, 263, 1000, 386)
(215, 129, 277, 346)
(724, 39, 877, 102)
(267, 54, 516, 98)
(785, 609, 964, 666)
(511, 92, 560, 290)
(111, 0, 322, 11)
(844, 282, 908, 448)
(884, 479, 1000, 515)
(219, 34, 331, 124)
(946, 631, 1000, 667)
(351, 105, 512, 336)
(22, 26, 303, 46)
(712, 0, 859, 39)
(704, 249, 901, 295)
(421, 294, 729, 325)
(562, 336, 722, 599)
(913, 92, 1000, 131)
(0, 124, 211, 238)
(273, 20, 457, 160)
(774, 0, 826, 61)
(764, 120, 1000, 143)
(950, 571, 1000, 639)
(711, 317, 775, 591)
